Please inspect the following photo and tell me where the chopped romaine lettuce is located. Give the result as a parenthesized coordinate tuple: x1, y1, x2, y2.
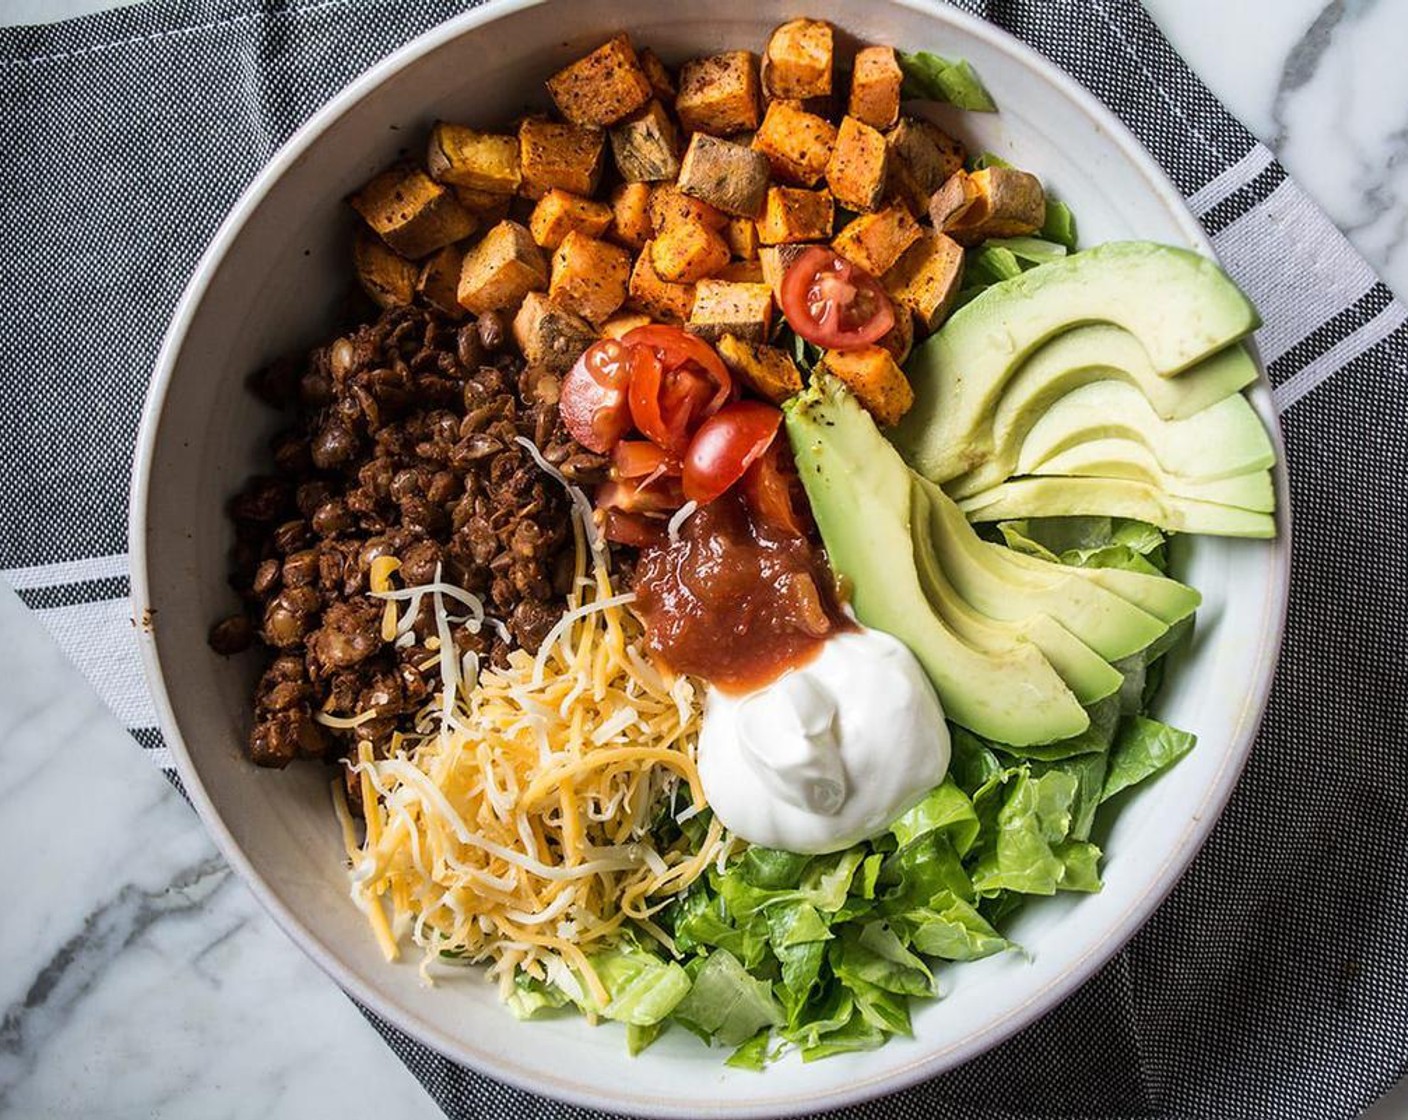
(1102, 717, 1198, 803)
(898, 50, 998, 112)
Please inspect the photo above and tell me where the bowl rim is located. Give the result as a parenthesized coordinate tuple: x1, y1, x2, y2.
(128, 1, 1292, 1115)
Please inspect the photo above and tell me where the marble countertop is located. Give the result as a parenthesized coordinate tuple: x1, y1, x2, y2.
(1, 2, 1403, 1117)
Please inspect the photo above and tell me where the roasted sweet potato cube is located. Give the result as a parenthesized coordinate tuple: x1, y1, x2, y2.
(758, 243, 813, 300)
(648, 184, 727, 234)
(928, 170, 981, 229)
(354, 228, 417, 310)
(609, 182, 654, 249)
(629, 245, 697, 322)
(426, 123, 522, 194)
(848, 46, 903, 130)
(820, 345, 913, 426)
(756, 187, 834, 245)
(752, 100, 836, 186)
(456, 220, 549, 315)
(886, 117, 967, 215)
(724, 217, 760, 261)
(639, 48, 676, 100)
(549, 230, 632, 324)
(518, 119, 605, 199)
(452, 186, 513, 225)
(601, 310, 653, 339)
(687, 280, 774, 343)
(650, 220, 731, 283)
(513, 292, 598, 372)
(716, 259, 766, 283)
(883, 228, 965, 332)
(677, 134, 771, 218)
(827, 116, 889, 213)
(676, 51, 762, 136)
(833, 205, 922, 276)
(762, 19, 833, 101)
(946, 166, 1047, 242)
(416, 244, 467, 318)
(875, 300, 914, 364)
(349, 164, 478, 260)
(529, 188, 614, 250)
(546, 33, 653, 127)
(716, 335, 804, 404)
(610, 100, 681, 182)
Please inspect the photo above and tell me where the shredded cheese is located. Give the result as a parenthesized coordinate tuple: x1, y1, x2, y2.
(347, 563, 722, 1001)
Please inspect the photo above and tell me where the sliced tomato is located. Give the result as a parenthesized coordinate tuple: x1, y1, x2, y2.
(741, 439, 811, 537)
(602, 509, 669, 550)
(612, 440, 680, 481)
(596, 475, 686, 517)
(623, 325, 733, 455)
(780, 246, 896, 350)
(682, 400, 783, 504)
(559, 339, 633, 453)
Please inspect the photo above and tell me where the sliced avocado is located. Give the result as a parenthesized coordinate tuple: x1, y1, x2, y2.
(909, 479, 1123, 705)
(998, 327, 1259, 421)
(1030, 439, 1275, 512)
(945, 329, 1261, 497)
(997, 549, 1202, 626)
(894, 241, 1261, 483)
(1013, 382, 1275, 483)
(960, 477, 1277, 538)
(916, 475, 1169, 661)
(785, 376, 1089, 746)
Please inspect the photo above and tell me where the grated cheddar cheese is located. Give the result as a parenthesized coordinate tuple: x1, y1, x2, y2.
(342, 539, 722, 1007)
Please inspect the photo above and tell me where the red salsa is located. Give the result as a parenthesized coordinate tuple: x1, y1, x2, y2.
(632, 492, 850, 693)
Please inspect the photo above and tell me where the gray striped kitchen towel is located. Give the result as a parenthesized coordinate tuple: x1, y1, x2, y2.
(1, 1, 1404, 1117)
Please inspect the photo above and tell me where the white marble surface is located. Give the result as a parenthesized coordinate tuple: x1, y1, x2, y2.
(0, 2, 1405, 1118)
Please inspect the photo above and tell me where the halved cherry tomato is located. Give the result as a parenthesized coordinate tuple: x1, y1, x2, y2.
(623, 325, 733, 455)
(780, 246, 895, 350)
(741, 439, 811, 537)
(596, 475, 686, 517)
(602, 509, 669, 550)
(559, 339, 633, 453)
(613, 440, 680, 481)
(682, 400, 783, 504)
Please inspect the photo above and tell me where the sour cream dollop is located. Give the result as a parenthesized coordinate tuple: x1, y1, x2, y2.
(697, 628, 950, 854)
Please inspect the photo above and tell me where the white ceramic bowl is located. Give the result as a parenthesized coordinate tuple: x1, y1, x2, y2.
(130, 2, 1291, 1115)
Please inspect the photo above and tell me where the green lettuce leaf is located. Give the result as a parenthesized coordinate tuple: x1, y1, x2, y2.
(1040, 199, 1079, 249)
(897, 890, 1012, 961)
(724, 1028, 774, 1070)
(846, 977, 914, 1036)
(831, 922, 935, 998)
(891, 777, 981, 854)
(898, 51, 998, 111)
(672, 949, 782, 1047)
(505, 975, 570, 1020)
(970, 769, 1079, 896)
(1101, 716, 1198, 803)
(800, 1007, 888, 1061)
(985, 235, 1069, 264)
(586, 946, 693, 1026)
(627, 1021, 665, 1056)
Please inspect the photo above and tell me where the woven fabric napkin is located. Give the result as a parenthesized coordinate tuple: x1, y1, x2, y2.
(1, 1, 1404, 1116)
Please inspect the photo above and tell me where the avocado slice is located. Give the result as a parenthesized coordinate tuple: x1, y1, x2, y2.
(1012, 382, 1275, 483)
(909, 479, 1124, 705)
(997, 326, 1260, 422)
(1029, 439, 1275, 512)
(893, 241, 1261, 483)
(959, 477, 1277, 538)
(785, 376, 1090, 746)
(915, 475, 1170, 661)
(995, 548, 1202, 627)
(944, 329, 1260, 497)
